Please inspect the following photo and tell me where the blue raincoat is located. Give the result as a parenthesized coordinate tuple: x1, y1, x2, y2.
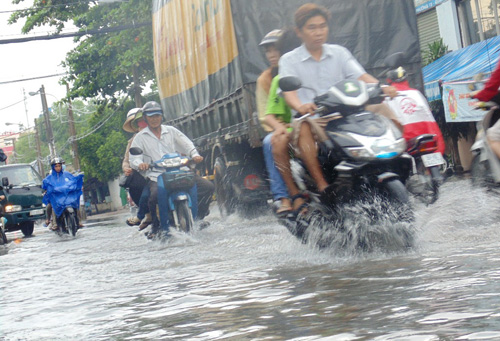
(42, 165, 84, 217)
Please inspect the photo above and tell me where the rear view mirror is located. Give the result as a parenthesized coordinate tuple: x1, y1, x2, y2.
(2, 177, 8, 187)
(129, 147, 143, 156)
(279, 76, 302, 92)
(384, 52, 405, 68)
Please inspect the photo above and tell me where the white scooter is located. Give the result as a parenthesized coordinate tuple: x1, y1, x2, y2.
(470, 100, 500, 187)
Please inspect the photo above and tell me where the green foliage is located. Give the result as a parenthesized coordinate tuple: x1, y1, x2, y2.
(77, 99, 136, 183)
(422, 38, 448, 66)
(9, 0, 90, 34)
(9, 1, 157, 183)
(14, 100, 92, 169)
(9, 0, 155, 101)
(96, 131, 127, 182)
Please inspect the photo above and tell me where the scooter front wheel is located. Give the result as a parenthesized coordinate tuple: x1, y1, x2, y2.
(382, 179, 414, 223)
(175, 201, 194, 233)
(470, 154, 492, 186)
(64, 209, 78, 237)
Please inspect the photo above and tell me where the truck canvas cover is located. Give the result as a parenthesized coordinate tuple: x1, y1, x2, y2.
(152, 0, 420, 120)
(152, 0, 241, 119)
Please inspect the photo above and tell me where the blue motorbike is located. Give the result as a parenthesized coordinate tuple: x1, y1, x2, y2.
(130, 148, 197, 234)
(43, 173, 84, 237)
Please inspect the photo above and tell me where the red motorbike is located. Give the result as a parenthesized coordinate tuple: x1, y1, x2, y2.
(405, 134, 445, 204)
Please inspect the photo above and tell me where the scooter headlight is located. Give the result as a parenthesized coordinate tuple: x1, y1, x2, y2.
(346, 147, 374, 159)
(372, 138, 406, 159)
(160, 157, 182, 168)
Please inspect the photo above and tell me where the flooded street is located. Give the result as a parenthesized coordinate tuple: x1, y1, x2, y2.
(2, 178, 500, 340)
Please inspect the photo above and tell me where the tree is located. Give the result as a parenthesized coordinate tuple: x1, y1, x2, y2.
(9, 0, 155, 102)
(13, 99, 94, 171)
(76, 99, 130, 182)
(9, 0, 159, 183)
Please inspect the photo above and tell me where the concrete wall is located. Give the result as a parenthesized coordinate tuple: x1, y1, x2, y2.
(107, 178, 123, 211)
(436, 0, 462, 51)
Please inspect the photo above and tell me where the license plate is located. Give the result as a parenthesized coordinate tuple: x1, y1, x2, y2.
(29, 209, 44, 216)
(421, 152, 445, 167)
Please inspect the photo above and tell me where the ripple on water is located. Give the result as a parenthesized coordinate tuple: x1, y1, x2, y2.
(2, 179, 500, 340)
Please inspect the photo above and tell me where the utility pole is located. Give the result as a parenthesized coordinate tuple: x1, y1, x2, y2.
(66, 83, 80, 170)
(39, 85, 56, 158)
(133, 66, 143, 107)
(34, 122, 44, 176)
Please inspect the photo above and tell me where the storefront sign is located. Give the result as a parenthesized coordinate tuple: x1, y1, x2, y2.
(442, 81, 486, 122)
(416, 0, 448, 14)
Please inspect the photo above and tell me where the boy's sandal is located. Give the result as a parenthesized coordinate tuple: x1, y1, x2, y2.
(291, 193, 309, 216)
(276, 199, 293, 216)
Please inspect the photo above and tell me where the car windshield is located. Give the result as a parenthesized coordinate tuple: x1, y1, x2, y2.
(0, 166, 42, 187)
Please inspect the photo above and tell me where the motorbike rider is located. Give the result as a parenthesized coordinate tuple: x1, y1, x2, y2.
(0, 148, 7, 165)
(129, 101, 215, 237)
(257, 29, 282, 131)
(257, 28, 293, 215)
(122, 107, 152, 230)
(42, 157, 83, 231)
(277, 3, 400, 207)
(385, 66, 446, 155)
(471, 59, 500, 160)
(261, 28, 302, 216)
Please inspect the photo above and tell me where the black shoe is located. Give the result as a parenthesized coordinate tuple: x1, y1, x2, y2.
(198, 220, 210, 230)
(319, 185, 337, 204)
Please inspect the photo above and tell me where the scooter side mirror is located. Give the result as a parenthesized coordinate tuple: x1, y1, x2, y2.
(279, 76, 302, 92)
(129, 147, 143, 156)
(1, 177, 8, 187)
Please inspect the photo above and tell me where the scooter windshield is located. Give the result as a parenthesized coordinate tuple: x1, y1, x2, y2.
(327, 112, 387, 137)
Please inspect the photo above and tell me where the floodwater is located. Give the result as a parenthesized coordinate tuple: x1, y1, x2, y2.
(1, 178, 500, 340)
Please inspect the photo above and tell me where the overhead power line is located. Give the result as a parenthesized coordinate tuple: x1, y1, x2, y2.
(0, 0, 131, 14)
(0, 21, 151, 45)
(0, 72, 67, 85)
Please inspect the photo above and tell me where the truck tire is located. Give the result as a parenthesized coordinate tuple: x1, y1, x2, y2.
(20, 221, 34, 237)
(214, 157, 235, 217)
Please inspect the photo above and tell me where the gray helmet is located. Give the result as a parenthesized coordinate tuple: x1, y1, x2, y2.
(51, 157, 65, 166)
(142, 101, 163, 116)
(259, 29, 283, 46)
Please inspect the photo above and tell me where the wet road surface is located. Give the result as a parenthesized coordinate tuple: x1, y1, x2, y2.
(1, 178, 500, 340)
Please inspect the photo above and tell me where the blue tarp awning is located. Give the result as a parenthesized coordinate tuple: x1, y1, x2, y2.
(423, 35, 500, 101)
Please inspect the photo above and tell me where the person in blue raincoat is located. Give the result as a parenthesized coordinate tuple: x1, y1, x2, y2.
(42, 157, 84, 231)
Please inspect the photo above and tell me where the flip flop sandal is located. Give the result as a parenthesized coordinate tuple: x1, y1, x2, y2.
(276, 201, 293, 216)
(291, 193, 309, 217)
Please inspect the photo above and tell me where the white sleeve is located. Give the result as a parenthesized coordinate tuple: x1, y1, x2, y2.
(278, 52, 298, 78)
(129, 133, 144, 170)
(172, 127, 200, 158)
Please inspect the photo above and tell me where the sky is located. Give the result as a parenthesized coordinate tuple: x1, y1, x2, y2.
(0, 1, 77, 134)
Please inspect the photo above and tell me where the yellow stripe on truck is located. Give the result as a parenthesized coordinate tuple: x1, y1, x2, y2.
(152, 0, 239, 98)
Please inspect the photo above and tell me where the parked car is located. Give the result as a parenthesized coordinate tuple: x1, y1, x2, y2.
(0, 164, 46, 237)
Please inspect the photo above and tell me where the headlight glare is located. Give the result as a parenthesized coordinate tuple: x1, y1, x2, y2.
(5, 205, 22, 213)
